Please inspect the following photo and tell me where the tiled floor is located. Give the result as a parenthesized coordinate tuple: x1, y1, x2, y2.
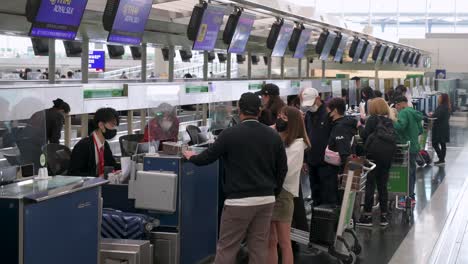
(294, 124, 468, 264)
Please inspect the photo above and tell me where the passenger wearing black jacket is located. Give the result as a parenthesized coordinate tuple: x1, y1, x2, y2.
(357, 98, 396, 227)
(431, 93, 451, 166)
(183, 92, 288, 264)
(69, 108, 120, 177)
(29, 99, 71, 144)
(301, 88, 331, 206)
(323, 98, 357, 205)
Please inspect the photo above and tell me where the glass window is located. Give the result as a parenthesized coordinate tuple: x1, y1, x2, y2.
(429, 0, 455, 13)
(399, 0, 427, 13)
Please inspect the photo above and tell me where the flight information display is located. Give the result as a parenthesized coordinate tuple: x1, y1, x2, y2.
(89, 51, 105, 72)
(352, 39, 365, 63)
(228, 13, 256, 54)
(334, 35, 348, 62)
(319, 32, 336, 61)
(108, 0, 154, 45)
(271, 23, 294, 57)
(293, 28, 312, 59)
(193, 5, 226, 51)
(360, 42, 373, 64)
(30, 0, 89, 40)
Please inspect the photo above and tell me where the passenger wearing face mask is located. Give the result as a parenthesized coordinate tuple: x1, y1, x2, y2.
(256, 83, 286, 126)
(322, 98, 358, 205)
(300, 88, 332, 206)
(69, 108, 120, 177)
(143, 103, 180, 148)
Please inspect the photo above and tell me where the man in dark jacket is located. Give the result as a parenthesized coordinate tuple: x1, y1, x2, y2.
(301, 88, 331, 206)
(183, 92, 288, 264)
(69, 108, 120, 177)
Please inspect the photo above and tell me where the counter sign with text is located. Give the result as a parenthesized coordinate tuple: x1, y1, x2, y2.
(89, 51, 105, 72)
(108, 0, 153, 45)
(30, 0, 89, 40)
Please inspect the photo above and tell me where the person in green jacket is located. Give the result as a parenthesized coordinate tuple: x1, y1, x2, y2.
(393, 96, 423, 203)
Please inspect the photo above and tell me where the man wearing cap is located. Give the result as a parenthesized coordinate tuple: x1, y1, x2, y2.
(256, 83, 286, 126)
(300, 88, 332, 206)
(184, 92, 288, 264)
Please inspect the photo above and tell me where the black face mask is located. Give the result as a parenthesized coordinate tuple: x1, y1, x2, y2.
(276, 118, 288, 133)
(102, 128, 117, 140)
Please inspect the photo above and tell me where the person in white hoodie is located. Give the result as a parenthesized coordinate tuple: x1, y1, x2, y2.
(268, 106, 310, 264)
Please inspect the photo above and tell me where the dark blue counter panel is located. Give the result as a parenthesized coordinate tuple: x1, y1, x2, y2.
(24, 188, 100, 264)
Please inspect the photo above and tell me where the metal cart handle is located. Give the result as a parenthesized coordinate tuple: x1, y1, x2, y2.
(396, 142, 410, 148)
(362, 161, 376, 172)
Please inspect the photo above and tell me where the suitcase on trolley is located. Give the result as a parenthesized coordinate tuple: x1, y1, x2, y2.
(101, 208, 154, 240)
(309, 205, 339, 246)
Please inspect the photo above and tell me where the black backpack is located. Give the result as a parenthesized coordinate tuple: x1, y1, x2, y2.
(364, 117, 397, 161)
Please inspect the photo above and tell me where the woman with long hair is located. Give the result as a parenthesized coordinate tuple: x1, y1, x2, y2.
(357, 98, 397, 227)
(431, 93, 451, 165)
(258, 83, 286, 125)
(268, 106, 310, 264)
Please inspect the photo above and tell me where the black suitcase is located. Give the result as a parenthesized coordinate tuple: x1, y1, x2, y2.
(102, 209, 154, 240)
(309, 205, 339, 246)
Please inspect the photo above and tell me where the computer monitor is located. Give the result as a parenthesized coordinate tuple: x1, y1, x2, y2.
(0, 166, 19, 185)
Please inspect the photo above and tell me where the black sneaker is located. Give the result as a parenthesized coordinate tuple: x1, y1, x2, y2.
(356, 215, 373, 227)
(380, 215, 389, 227)
(434, 161, 445, 166)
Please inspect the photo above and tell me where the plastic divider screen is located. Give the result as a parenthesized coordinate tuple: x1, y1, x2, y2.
(0, 88, 48, 179)
(108, 0, 154, 45)
(30, 0, 89, 40)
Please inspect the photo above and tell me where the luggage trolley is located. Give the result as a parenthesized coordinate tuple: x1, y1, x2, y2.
(291, 160, 376, 264)
(387, 143, 413, 221)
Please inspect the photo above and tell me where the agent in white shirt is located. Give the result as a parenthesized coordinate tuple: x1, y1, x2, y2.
(268, 106, 310, 264)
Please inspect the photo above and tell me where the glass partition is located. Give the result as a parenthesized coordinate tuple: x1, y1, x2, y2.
(0, 89, 48, 182)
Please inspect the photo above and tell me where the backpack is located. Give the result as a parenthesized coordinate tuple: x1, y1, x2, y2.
(364, 117, 398, 161)
(418, 150, 432, 166)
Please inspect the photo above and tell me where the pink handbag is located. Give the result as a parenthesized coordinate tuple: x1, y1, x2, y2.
(324, 146, 341, 166)
(324, 137, 354, 166)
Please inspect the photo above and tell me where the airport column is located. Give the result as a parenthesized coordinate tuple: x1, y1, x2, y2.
(298, 58, 302, 79)
(80, 39, 89, 141)
(247, 52, 252, 79)
(48, 39, 56, 84)
(306, 57, 310, 78)
(267, 56, 272, 79)
(321, 60, 326, 79)
(375, 65, 379, 91)
(202, 51, 208, 126)
(141, 43, 147, 82)
(168, 46, 175, 82)
(227, 53, 232, 79)
(280, 57, 285, 79)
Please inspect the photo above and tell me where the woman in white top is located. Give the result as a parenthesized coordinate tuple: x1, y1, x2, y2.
(268, 106, 310, 264)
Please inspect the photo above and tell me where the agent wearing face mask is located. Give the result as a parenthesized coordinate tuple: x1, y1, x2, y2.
(143, 104, 180, 148)
(69, 108, 120, 177)
(300, 88, 332, 206)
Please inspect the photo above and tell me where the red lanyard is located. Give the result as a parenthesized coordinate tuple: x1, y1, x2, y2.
(92, 134, 105, 177)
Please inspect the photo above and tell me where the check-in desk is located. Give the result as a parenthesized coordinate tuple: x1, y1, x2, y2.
(0, 176, 108, 264)
(102, 154, 219, 264)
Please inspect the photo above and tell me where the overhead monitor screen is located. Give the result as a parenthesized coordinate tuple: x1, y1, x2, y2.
(320, 32, 337, 61)
(293, 28, 312, 59)
(360, 43, 373, 64)
(334, 35, 348, 62)
(107, 0, 153, 45)
(375, 45, 385, 64)
(382, 46, 392, 64)
(228, 13, 256, 54)
(352, 39, 365, 63)
(193, 5, 226, 51)
(89, 51, 105, 72)
(271, 23, 294, 57)
(30, 0, 89, 40)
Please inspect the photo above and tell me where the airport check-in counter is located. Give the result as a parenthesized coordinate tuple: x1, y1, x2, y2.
(103, 149, 219, 264)
(0, 176, 108, 264)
